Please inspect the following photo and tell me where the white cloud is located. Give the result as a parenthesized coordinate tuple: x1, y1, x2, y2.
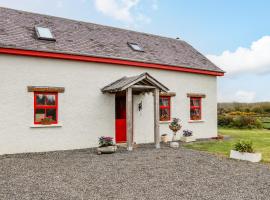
(93, 0, 153, 25)
(219, 90, 256, 102)
(235, 90, 256, 102)
(207, 36, 270, 75)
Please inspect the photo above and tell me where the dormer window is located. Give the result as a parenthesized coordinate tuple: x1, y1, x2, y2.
(127, 42, 144, 52)
(35, 26, 55, 41)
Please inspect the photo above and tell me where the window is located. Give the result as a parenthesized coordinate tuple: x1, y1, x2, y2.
(190, 97, 202, 120)
(35, 26, 55, 41)
(34, 92, 58, 124)
(127, 42, 144, 52)
(160, 96, 171, 121)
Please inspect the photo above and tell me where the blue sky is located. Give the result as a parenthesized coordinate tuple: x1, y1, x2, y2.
(1, 0, 270, 102)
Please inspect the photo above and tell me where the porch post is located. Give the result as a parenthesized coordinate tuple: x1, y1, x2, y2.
(126, 87, 133, 151)
(153, 88, 160, 148)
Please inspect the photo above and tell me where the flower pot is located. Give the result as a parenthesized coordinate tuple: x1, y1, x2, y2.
(180, 136, 196, 143)
(169, 125, 181, 133)
(97, 145, 117, 154)
(230, 150, 262, 162)
(161, 134, 168, 143)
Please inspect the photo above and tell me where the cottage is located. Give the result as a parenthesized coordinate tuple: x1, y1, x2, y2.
(0, 7, 224, 154)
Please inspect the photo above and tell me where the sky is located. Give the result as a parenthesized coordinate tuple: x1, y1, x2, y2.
(0, 0, 270, 102)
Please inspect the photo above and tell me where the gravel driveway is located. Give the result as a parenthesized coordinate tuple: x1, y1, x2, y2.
(0, 144, 270, 200)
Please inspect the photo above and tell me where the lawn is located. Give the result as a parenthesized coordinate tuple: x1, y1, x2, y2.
(183, 128, 270, 162)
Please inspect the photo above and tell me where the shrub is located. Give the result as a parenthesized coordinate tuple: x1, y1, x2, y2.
(233, 140, 254, 153)
(251, 106, 264, 114)
(183, 130, 193, 137)
(99, 136, 114, 147)
(218, 114, 263, 129)
(218, 115, 234, 127)
(231, 116, 263, 129)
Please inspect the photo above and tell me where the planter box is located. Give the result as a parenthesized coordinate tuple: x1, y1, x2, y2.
(230, 150, 262, 163)
(180, 136, 196, 143)
(97, 146, 117, 154)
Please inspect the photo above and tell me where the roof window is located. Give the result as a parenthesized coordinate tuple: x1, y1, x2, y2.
(35, 26, 55, 41)
(127, 42, 144, 52)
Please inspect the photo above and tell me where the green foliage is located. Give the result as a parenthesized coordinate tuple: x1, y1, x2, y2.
(233, 140, 254, 153)
(218, 115, 234, 126)
(218, 115, 263, 129)
(99, 136, 114, 147)
(218, 102, 270, 115)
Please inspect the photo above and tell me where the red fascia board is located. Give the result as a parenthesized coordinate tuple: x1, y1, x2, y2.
(0, 47, 224, 76)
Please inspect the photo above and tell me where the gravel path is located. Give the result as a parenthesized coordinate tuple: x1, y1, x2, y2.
(0, 144, 270, 200)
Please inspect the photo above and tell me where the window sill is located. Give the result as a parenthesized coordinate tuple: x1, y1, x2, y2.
(159, 120, 172, 124)
(188, 120, 204, 123)
(30, 123, 63, 128)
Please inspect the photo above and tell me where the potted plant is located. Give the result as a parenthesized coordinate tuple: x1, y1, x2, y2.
(40, 117, 53, 125)
(97, 136, 117, 154)
(180, 129, 196, 142)
(161, 134, 168, 143)
(230, 140, 261, 162)
(169, 118, 182, 148)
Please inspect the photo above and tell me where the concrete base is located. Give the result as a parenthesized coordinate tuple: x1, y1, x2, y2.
(180, 136, 196, 143)
(97, 146, 117, 154)
(230, 150, 262, 163)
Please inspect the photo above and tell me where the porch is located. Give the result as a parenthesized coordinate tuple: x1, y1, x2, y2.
(102, 73, 169, 150)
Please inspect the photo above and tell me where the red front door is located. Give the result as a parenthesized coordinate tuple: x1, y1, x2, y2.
(115, 96, 126, 143)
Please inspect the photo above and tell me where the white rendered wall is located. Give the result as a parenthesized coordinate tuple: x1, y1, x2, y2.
(0, 54, 217, 154)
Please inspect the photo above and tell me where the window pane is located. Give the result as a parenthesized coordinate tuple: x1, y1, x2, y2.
(36, 94, 46, 105)
(160, 98, 169, 106)
(160, 108, 170, 121)
(191, 98, 200, 107)
(35, 109, 45, 122)
(36, 27, 54, 39)
(190, 108, 201, 120)
(47, 109, 57, 121)
(46, 94, 56, 105)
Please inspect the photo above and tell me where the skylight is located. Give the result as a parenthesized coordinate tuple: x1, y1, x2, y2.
(35, 27, 55, 41)
(127, 42, 144, 52)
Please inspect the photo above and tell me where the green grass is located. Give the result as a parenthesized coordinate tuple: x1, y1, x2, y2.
(183, 128, 270, 162)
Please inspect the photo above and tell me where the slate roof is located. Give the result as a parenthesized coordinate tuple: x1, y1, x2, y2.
(102, 73, 169, 93)
(0, 7, 224, 73)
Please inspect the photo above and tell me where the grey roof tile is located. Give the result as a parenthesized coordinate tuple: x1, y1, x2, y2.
(0, 7, 224, 73)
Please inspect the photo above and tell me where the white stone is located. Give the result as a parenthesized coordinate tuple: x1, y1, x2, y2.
(230, 150, 262, 163)
(170, 142, 179, 148)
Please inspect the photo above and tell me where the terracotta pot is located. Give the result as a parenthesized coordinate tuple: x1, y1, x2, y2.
(161, 134, 168, 143)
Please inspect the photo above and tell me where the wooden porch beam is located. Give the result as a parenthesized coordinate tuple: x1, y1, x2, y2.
(153, 88, 160, 149)
(126, 87, 133, 151)
(131, 85, 156, 89)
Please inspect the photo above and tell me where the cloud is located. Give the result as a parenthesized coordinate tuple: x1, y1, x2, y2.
(93, 0, 152, 25)
(235, 90, 256, 102)
(207, 36, 270, 75)
(219, 90, 256, 102)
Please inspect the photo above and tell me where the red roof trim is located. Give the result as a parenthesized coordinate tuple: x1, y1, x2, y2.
(0, 47, 224, 76)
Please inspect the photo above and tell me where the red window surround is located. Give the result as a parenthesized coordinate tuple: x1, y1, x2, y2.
(190, 97, 202, 120)
(160, 96, 171, 121)
(34, 92, 58, 124)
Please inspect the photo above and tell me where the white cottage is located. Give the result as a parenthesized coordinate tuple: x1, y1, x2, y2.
(0, 7, 224, 154)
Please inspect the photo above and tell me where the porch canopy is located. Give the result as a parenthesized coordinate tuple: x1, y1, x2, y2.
(102, 73, 169, 151)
